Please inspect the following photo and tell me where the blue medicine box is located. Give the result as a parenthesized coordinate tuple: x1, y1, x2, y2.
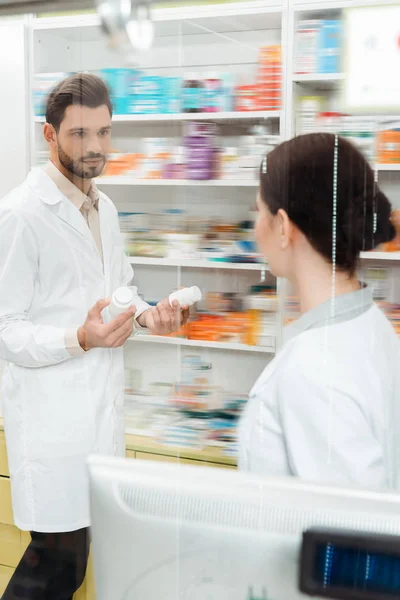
(317, 20, 342, 74)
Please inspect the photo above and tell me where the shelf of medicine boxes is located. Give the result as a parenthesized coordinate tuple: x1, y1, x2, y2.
(95, 177, 259, 187)
(376, 164, 400, 172)
(0, 417, 236, 468)
(129, 333, 275, 354)
(292, 73, 345, 89)
(360, 252, 400, 262)
(34, 111, 281, 124)
(128, 256, 265, 270)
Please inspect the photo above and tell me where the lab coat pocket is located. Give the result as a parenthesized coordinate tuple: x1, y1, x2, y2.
(21, 360, 94, 460)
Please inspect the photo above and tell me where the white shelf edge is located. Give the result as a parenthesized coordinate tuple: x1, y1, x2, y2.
(96, 178, 258, 187)
(292, 73, 344, 83)
(375, 164, 400, 172)
(128, 257, 264, 271)
(294, 0, 400, 13)
(360, 252, 400, 261)
(34, 111, 280, 124)
(129, 334, 275, 354)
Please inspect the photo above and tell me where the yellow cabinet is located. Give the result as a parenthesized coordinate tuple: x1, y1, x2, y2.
(135, 452, 179, 463)
(0, 524, 25, 568)
(0, 431, 9, 478)
(0, 426, 236, 600)
(0, 565, 14, 597)
(181, 458, 236, 469)
(0, 477, 13, 526)
(134, 452, 236, 469)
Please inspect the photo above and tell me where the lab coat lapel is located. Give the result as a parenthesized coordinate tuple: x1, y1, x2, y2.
(28, 167, 100, 259)
(98, 195, 114, 291)
(56, 196, 98, 251)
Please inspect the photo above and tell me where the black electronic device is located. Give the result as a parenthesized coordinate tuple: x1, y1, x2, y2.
(300, 527, 400, 600)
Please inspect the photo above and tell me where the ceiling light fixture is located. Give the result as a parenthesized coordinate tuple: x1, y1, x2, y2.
(95, 0, 154, 54)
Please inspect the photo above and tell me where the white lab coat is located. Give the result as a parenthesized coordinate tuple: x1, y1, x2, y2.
(0, 168, 149, 532)
(239, 288, 400, 491)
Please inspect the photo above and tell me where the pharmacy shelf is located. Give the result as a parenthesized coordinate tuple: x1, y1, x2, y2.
(96, 177, 258, 187)
(129, 334, 275, 354)
(292, 73, 344, 89)
(129, 256, 264, 271)
(33, 2, 283, 35)
(34, 111, 280, 124)
(360, 252, 400, 261)
(376, 164, 400, 172)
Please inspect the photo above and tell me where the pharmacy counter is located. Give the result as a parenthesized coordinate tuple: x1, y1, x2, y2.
(0, 418, 236, 599)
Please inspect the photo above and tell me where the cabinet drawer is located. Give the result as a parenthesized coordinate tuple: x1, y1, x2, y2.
(0, 477, 14, 526)
(0, 565, 14, 597)
(0, 431, 9, 478)
(125, 450, 135, 459)
(0, 524, 25, 568)
(181, 459, 236, 469)
(135, 452, 179, 463)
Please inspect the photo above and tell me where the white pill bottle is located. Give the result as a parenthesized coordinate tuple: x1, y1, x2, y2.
(109, 287, 134, 318)
(169, 286, 202, 308)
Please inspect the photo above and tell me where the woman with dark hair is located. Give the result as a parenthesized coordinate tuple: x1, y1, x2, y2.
(238, 133, 400, 490)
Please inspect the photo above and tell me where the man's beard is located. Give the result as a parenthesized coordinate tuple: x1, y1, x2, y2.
(57, 143, 106, 180)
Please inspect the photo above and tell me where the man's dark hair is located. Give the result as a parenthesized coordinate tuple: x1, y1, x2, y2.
(46, 73, 113, 131)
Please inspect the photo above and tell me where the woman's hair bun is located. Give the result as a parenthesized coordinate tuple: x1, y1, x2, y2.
(259, 133, 396, 274)
(342, 189, 395, 256)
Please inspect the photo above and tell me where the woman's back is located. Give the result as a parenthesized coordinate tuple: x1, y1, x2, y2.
(239, 295, 400, 490)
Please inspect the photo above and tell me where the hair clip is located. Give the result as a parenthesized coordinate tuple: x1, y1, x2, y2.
(262, 157, 267, 173)
(260, 265, 266, 282)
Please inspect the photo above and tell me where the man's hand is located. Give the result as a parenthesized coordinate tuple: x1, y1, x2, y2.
(78, 299, 136, 351)
(137, 299, 189, 335)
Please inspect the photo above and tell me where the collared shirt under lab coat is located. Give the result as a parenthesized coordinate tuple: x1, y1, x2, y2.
(44, 160, 104, 357)
(0, 167, 150, 532)
(238, 286, 400, 490)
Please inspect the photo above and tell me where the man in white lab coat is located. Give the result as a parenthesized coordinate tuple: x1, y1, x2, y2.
(0, 73, 188, 599)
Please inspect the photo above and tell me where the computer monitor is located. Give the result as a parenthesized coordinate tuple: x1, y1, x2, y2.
(88, 456, 400, 600)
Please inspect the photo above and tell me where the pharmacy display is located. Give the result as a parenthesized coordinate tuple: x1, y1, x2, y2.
(33, 46, 281, 117)
(26, 1, 400, 469)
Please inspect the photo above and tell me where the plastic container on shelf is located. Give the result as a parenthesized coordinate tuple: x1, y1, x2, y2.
(182, 73, 204, 113)
(220, 73, 234, 112)
(235, 85, 258, 112)
(163, 147, 186, 179)
(184, 122, 217, 181)
(221, 147, 239, 179)
(164, 233, 201, 259)
(204, 73, 221, 113)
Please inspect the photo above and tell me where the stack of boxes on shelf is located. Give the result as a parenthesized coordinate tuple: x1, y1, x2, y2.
(33, 46, 282, 118)
(236, 46, 282, 112)
(257, 46, 281, 111)
(124, 355, 248, 457)
(101, 124, 279, 182)
(134, 286, 277, 351)
(294, 19, 342, 75)
(376, 126, 400, 165)
(118, 209, 259, 264)
(295, 101, 377, 163)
